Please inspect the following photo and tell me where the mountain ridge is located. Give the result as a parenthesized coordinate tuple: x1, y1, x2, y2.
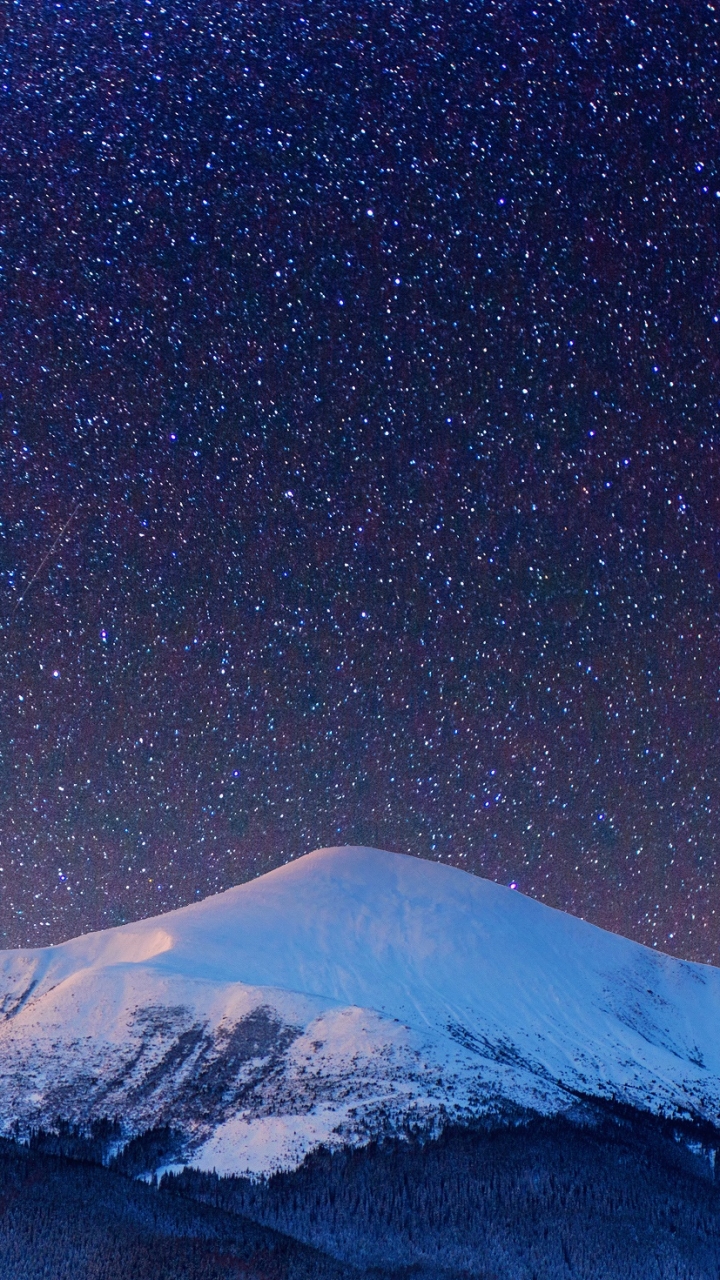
(1, 845, 719, 1177)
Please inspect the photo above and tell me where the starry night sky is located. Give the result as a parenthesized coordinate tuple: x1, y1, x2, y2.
(1, 0, 719, 959)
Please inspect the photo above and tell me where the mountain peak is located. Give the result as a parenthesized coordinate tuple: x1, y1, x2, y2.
(1, 843, 720, 1178)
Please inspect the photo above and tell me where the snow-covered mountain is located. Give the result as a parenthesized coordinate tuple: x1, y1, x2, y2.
(1, 846, 719, 1177)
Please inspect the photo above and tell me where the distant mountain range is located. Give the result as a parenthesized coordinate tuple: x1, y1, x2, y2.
(2, 845, 719, 1181)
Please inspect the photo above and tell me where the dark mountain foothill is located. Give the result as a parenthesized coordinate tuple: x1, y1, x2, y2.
(4, 1107, 720, 1279)
(0, 1136, 357, 1280)
(165, 1110, 720, 1280)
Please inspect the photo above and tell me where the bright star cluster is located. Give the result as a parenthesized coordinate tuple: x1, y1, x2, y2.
(0, 0, 718, 960)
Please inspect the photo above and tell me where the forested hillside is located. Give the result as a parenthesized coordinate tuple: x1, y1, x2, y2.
(0, 1138, 356, 1280)
(4, 1111, 720, 1278)
(168, 1113, 720, 1280)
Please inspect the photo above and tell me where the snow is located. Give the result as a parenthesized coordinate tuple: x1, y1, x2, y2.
(1, 846, 719, 1176)
(195, 1107, 352, 1178)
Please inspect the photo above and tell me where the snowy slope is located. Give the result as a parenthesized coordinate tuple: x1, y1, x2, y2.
(1, 846, 719, 1176)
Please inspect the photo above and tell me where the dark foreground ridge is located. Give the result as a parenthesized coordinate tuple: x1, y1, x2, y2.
(4, 1108, 720, 1279)
(0, 1136, 356, 1280)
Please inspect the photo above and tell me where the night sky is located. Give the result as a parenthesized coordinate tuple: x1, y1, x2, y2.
(1, 0, 719, 961)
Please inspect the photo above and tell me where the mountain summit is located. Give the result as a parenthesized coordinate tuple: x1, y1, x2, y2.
(1, 846, 719, 1176)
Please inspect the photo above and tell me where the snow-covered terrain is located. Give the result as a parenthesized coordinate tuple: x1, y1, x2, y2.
(1, 845, 720, 1176)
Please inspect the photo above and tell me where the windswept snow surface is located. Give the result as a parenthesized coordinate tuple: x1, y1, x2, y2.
(1, 846, 720, 1175)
